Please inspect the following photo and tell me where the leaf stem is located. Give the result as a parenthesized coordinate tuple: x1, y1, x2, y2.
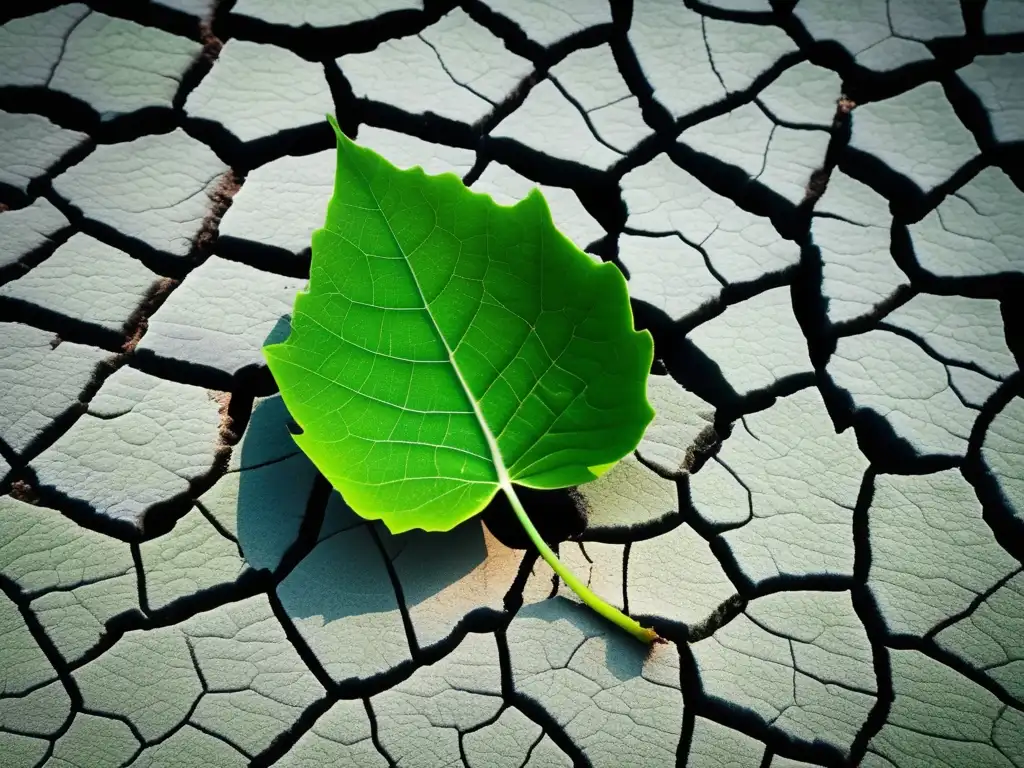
(501, 482, 661, 644)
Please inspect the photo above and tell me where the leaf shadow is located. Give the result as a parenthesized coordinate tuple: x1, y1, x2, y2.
(230, 316, 535, 686)
(235, 381, 502, 622)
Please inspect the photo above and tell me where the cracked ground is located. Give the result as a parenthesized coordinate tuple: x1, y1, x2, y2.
(0, 0, 1022, 766)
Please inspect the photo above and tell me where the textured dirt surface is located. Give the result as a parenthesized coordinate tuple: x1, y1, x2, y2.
(0, 1, 1022, 766)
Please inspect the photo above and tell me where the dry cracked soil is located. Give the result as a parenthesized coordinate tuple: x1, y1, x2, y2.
(0, 0, 1022, 766)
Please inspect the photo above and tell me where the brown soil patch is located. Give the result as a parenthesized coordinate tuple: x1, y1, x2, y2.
(208, 389, 238, 446)
(194, 170, 242, 255)
(9, 479, 40, 504)
(122, 277, 178, 354)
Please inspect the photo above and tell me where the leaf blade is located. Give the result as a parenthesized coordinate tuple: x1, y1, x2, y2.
(265, 118, 654, 534)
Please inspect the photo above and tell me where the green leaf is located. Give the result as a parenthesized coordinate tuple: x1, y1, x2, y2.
(265, 116, 658, 642)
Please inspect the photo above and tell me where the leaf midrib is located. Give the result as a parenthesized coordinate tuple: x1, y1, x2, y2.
(355, 163, 512, 490)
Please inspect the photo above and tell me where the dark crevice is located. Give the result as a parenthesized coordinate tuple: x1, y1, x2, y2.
(784, 93, 855, 377)
(518, 729, 548, 767)
(220, 389, 256, 449)
(546, 75, 628, 157)
(272, 471, 332, 584)
(214, 238, 311, 280)
(608, 5, 675, 138)
(457, 702, 508, 765)
(87, 573, 272, 663)
(15, 466, 144, 544)
(0, 213, 76, 287)
(503, 549, 543, 613)
(494, 626, 593, 768)
(418, 33, 496, 106)
(461, 153, 489, 188)
(848, 467, 896, 762)
(192, 500, 239, 546)
(746, 571, 856, 602)
(839, 144, 989, 226)
(2, 352, 123, 471)
(576, 504, 685, 546)
(504, 550, 555, 610)
(620, 542, 631, 614)
(265, 588, 341, 695)
(185, 721, 251, 758)
(701, 16, 729, 94)
(186, 636, 209, 690)
(685, 457, 755, 536)
(0, 87, 181, 146)
(0, 296, 132, 355)
(685, 628, 852, 766)
(777, 1, 980, 107)
(961, 372, 1024, 563)
(41, 186, 203, 280)
(128, 351, 279, 398)
(325, 59, 359, 141)
(883, 634, 1024, 709)
(172, 36, 221, 115)
(16, 566, 134, 601)
(43, 9, 90, 89)
(943, 61, 1000, 155)
(663, 328, 818, 424)
(183, 117, 335, 174)
(826, 284, 916, 342)
(482, 132, 613, 194)
(620, 248, 794, 362)
(796, 89, 854, 213)
(217, 0, 458, 62)
(816, 368, 967, 476)
(890, 220, 1024, 302)
(66, 0, 223, 42)
(249, 693, 338, 767)
(666, 139, 810, 241)
(121, 276, 180, 355)
(368, 522, 422, 661)
(192, 165, 244, 261)
(356, 96, 483, 150)
(693, 460, 856, 601)
(676, 642, 697, 766)
(688, 0, 787, 24)
(608, 48, 805, 182)
(220, 452, 296, 479)
(688, 694, 848, 765)
(79, 707, 146, 750)
(2, 139, 96, 212)
(461, 0, 614, 66)
(876, 323, 1005, 380)
(0, 574, 85, 721)
(620, 227, 727, 290)
(140, 447, 233, 541)
(1, 1, 1021, 763)
(363, 697, 398, 767)
(631, 446, 683, 484)
(19, 432, 231, 547)
(131, 541, 150, 616)
(131, 568, 270, 637)
(925, 567, 1023, 641)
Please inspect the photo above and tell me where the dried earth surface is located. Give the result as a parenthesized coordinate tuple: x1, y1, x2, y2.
(0, 0, 1022, 766)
